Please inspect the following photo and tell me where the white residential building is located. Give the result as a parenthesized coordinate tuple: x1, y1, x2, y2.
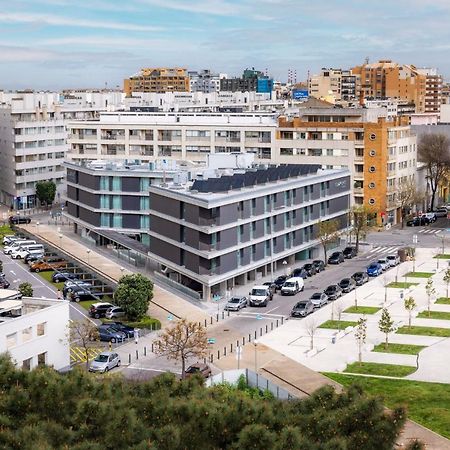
(0, 297, 70, 371)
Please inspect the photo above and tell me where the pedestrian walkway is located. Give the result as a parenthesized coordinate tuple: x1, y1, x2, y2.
(418, 228, 442, 234)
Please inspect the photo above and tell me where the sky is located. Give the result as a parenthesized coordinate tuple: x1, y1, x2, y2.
(1, 0, 450, 90)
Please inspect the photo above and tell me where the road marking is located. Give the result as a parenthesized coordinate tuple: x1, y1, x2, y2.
(69, 303, 97, 325)
(9, 270, 16, 275)
(266, 305, 281, 314)
(127, 366, 182, 374)
(70, 346, 101, 363)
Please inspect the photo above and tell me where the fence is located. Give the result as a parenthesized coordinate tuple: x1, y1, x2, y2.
(153, 271, 201, 300)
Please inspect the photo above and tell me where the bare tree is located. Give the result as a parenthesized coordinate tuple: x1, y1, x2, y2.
(335, 300, 345, 330)
(444, 268, 450, 299)
(404, 296, 417, 329)
(317, 219, 340, 265)
(354, 317, 367, 365)
(305, 318, 318, 350)
(68, 319, 99, 368)
(418, 133, 450, 211)
(350, 205, 373, 253)
(425, 278, 436, 317)
(153, 319, 208, 379)
(397, 180, 425, 228)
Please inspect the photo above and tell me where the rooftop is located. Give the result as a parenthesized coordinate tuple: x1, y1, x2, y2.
(0, 297, 62, 323)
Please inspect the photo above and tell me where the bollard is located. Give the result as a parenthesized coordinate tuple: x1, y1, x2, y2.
(271, 322, 273, 331)
(260, 327, 263, 337)
(210, 317, 213, 325)
(222, 311, 224, 320)
(276, 319, 279, 327)
(210, 354, 213, 363)
(198, 322, 201, 328)
(237, 340, 239, 348)
(135, 350, 139, 360)
(204, 319, 207, 327)
(224, 347, 226, 356)
(151, 343, 154, 353)
(144, 346, 147, 356)
(243, 336, 245, 345)
(217, 350, 220, 360)
(265, 324, 268, 334)
(128, 354, 131, 364)
(248, 334, 251, 343)
(281, 317, 284, 325)
(227, 310, 230, 317)
(230, 343, 233, 353)
(254, 330, 257, 339)
(216, 314, 219, 322)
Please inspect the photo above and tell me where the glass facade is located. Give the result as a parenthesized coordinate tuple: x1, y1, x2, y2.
(100, 195, 109, 209)
(100, 176, 109, 190)
(140, 215, 150, 229)
(112, 213, 122, 228)
(112, 176, 121, 191)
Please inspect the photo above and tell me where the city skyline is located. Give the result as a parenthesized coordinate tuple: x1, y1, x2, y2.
(1, 0, 450, 89)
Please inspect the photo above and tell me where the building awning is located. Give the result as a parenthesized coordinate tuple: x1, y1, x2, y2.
(93, 229, 149, 256)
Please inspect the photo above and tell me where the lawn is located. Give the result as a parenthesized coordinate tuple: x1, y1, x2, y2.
(36, 270, 64, 291)
(405, 272, 434, 278)
(318, 320, 358, 330)
(434, 254, 450, 259)
(386, 281, 419, 289)
(79, 299, 97, 311)
(436, 297, 450, 305)
(344, 306, 381, 315)
(372, 343, 426, 355)
(103, 315, 161, 330)
(417, 310, 450, 320)
(343, 362, 416, 377)
(324, 374, 450, 439)
(397, 326, 450, 337)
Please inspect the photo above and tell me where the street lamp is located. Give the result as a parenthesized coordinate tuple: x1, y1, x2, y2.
(120, 267, 125, 277)
(86, 249, 91, 265)
(58, 234, 63, 248)
(282, 260, 288, 276)
(253, 339, 258, 373)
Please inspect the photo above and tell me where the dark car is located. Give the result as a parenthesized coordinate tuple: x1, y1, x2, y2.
(63, 284, 96, 302)
(108, 322, 136, 338)
(302, 263, 317, 277)
(9, 216, 31, 225)
(97, 324, 126, 343)
(313, 260, 325, 272)
(352, 272, 369, 286)
(291, 300, 314, 318)
(89, 302, 115, 318)
(343, 247, 357, 259)
(406, 217, 430, 227)
(185, 363, 212, 379)
(434, 207, 448, 218)
(0, 278, 10, 289)
(324, 285, 343, 300)
(338, 278, 356, 293)
(328, 251, 345, 265)
(52, 272, 79, 283)
(262, 282, 277, 295)
(291, 267, 308, 278)
(273, 275, 288, 290)
(24, 252, 44, 264)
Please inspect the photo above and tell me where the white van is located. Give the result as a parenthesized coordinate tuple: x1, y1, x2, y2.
(248, 285, 272, 307)
(4, 240, 36, 255)
(11, 244, 44, 259)
(281, 277, 304, 295)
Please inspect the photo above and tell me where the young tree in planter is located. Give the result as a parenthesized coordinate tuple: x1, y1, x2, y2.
(317, 219, 339, 265)
(18, 282, 33, 297)
(335, 300, 345, 329)
(114, 273, 153, 321)
(350, 204, 373, 253)
(354, 317, 367, 365)
(378, 308, 395, 350)
(153, 319, 208, 379)
(35, 180, 57, 207)
(443, 268, 450, 299)
(305, 318, 318, 350)
(404, 296, 417, 329)
(425, 278, 436, 317)
(68, 319, 99, 368)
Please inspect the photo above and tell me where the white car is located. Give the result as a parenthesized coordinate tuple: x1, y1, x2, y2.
(88, 352, 120, 373)
(386, 255, 400, 267)
(377, 258, 390, 272)
(105, 306, 126, 319)
(10, 248, 30, 259)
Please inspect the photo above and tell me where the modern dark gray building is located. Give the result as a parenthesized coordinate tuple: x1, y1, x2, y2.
(148, 164, 351, 300)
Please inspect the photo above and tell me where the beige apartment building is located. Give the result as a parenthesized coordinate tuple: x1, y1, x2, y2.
(124, 68, 190, 96)
(308, 68, 361, 103)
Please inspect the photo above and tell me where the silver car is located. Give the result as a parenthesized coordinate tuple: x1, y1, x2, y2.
(224, 296, 247, 311)
(309, 292, 328, 308)
(386, 255, 400, 267)
(89, 352, 121, 373)
(105, 306, 126, 319)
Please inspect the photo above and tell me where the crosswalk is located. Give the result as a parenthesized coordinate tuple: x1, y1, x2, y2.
(364, 245, 401, 259)
(417, 228, 442, 234)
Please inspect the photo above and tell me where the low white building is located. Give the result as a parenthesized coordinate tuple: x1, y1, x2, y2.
(0, 297, 70, 371)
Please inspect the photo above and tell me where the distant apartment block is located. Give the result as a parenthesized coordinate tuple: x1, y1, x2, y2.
(124, 68, 190, 96)
(308, 68, 360, 103)
(220, 68, 274, 94)
(188, 69, 225, 93)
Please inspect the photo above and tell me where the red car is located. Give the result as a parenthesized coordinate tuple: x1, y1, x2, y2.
(185, 363, 211, 379)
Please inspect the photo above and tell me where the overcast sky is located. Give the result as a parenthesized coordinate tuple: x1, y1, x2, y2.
(1, 0, 449, 90)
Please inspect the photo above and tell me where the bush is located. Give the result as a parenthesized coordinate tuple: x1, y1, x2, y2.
(18, 282, 33, 297)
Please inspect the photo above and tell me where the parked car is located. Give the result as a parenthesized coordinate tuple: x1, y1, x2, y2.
(273, 275, 288, 291)
(185, 363, 211, 379)
(29, 257, 66, 272)
(338, 278, 356, 293)
(10, 248, 31, 259)
(343, 246, 357, 259)
(302, 263, 317, 277)
(324, 285, 342, 300)
(248, 285, 272, 307)
(291, 267, 308, 279)
(63, 284, 96, 302)
(367, 262, 383, 277)
(24, 252, 44, 264)
(97, 324, 126, 343)
(105, 306, 126, 319)
(0, 278, 10, 289)
(328, 251, 345, 265)
(280, 277, 304, 295)
(9, 216, 31, 225)
(433, 207, 448, 218)
(377, 258, 390, 272)
(262, 282, 277, 295)
(309, 292, 328, 308)
(312, 260, 325, 272)
(89, 352, 120, 373)
(4, 240, 36, 255)
(424, 212, 436, 223)
(352, 272, 369, 286)
(291, 300, 314, 318)
(224, 296, 247, 311)
(89, 302, 115, 318)
(64, 280, 92, 289)
(406, 217, 430, 227)
(386, 254, 400, 267)
(52, 272, 79, 283)
(2, 235, 18, 245)
(108, 322, 136, 338)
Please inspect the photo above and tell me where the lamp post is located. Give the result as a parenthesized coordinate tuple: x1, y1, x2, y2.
(86, 249, 91, 265)
(58, 233, 63, 248)
(253, 339, 258, 373)
(412, 234, 418, 273)
(282, 260, 288, 276)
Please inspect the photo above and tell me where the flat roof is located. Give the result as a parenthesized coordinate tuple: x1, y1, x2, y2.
(0, 289, 20, 300)
(0, 299, 22, 312)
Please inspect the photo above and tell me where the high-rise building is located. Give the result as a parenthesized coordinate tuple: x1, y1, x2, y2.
(416, 68, 443, 114)
(220, 68, 274, 94)
(188, 70, 225, 93)
(124, 68, 190, 96)
(308, 68, 360, 103)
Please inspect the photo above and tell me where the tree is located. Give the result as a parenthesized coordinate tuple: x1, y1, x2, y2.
(354, 317, 367, 365)
(335, 300, 345, 329)
(114, 273, 153, 321)
(379, 307, 395, 350)
(443, 268, 450, 299)
(305, 318, 318, 350)
(68, 319, 99, 368)
(153, 319, 208, 379)
(317, 219, 340, 265)
(35, 180, 57, 207)
(350, 204, 373, 253)
(397, 180, 424, 228)
(418, 133, 450, 211)
(404, 296, 417, 329)
(18, 282, 33, 297)
(425, 278, 436, 317)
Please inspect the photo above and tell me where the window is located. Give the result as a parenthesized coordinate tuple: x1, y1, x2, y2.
(140, 197, 149, 210)
(369, 149, 376, 156)
(112, 176, 121, 191)
(100, 195, 109, 209)
(368, 182, 375, 189)
(140, 216, 150, 229)
(22, 358, 32, 371)
(140, 178, 150, 192)
(101, 213, 110, 227)
(22, 327, 32, 342)
(369, 133, 376, 140)
(369, 166, 376, 173)
(6, 333, 17, 349)
(112, 214, 122, 228)
(37, 322, 46, 336)
(112, 195, 121, 210)
(100, 176, 109, 190)
(369, 198, 376, 205)
(37, 352, 47, 366)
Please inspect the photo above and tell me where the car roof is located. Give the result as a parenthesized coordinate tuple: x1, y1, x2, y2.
(92, 302, 114, 307)
(98, 351, 116, 356)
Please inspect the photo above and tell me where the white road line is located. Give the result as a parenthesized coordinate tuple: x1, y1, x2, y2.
(265, 305, 281, 314)
(127, 366, 181, 374)
(435, 230, 442, 234)
(9, 270, 16, 275)
(418, 229, 425, 233)
(369, 247, 380, 253)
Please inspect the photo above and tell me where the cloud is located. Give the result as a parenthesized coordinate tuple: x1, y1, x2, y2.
(0, 12, 161, 31)
(0, 45, 58, 62)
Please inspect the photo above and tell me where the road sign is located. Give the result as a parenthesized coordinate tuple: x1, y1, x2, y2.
(167, 314, 174, 321)
(207, 338, 216, 344)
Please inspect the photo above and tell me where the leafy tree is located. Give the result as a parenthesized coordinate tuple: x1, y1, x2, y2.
(355, 317, 367, 364)
(68, 319, 99, 368)
(317, 219, 340, 265)
(153, 319, 208, 379)
(443, 268, 450, 299)
(35, 180, 57, 207)
(418, 133, 450, 211)
(379, 307, 395, 350)
(350, 204, 373, 253)
(404, 296, 417, 329)
(397, 180, 424, 228)
(114, 273, 153, 321)
(425, 278, 436, 317)
(18, 282, 33, 297)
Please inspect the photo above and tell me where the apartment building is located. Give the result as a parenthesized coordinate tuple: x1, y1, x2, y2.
(67, 111, 277, 164)
(188, 70, 226, 93)
(308, 68, 360, 103)
(276, 108, 417, 224)
(124, 68, 190, 96)
(416, 68, 443, 114)
(0, 297, 70, 371)
(148, 158, 351, 300)
(65, 159, 180, 245)
(220, 68, 274, 94)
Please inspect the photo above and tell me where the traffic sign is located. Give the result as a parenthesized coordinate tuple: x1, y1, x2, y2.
(207, 338, 216, 344)
(167, 314, 174, 321)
